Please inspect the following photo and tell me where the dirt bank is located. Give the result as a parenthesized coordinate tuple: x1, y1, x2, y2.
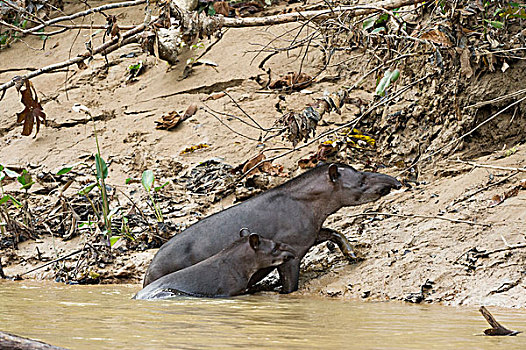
(1, 0, 525, 308)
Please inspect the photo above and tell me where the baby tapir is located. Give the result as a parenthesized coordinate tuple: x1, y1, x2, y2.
(144, 163, 402, 293)
(134, 230, 296, 299)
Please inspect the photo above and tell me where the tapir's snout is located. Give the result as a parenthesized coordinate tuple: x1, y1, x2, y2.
(366, 173, 402, 197)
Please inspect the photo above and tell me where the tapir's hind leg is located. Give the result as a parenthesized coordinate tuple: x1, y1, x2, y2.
(316, 228, 356, 260)
(277, 258, 301, 293)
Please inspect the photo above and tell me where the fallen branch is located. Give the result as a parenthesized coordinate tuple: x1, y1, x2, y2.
(0, 331, 68, 350)
(18, 248, 84, 277)
(479, 306, 521, 336)
(221, 0, 426, 27)
(475, 243, 526, 258)
(0, 22, 148, 99)
(21, 0, 147, 34)
(464, 88, 526, 110)
(349, 211, 491, 227)
(455, 159, 526, 173)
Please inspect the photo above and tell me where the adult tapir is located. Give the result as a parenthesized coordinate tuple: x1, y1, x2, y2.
(143, 163, 402, 293)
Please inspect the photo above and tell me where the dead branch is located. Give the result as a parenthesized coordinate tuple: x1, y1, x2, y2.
(475, 243, 526, 258)
(0, 331, 68, 350)
(0, 22, 148, 98)
(21, 0, 147, 34)
(18, 248, 84, 277)
(464, 88, 526, 110)
(0, 20, 136, 36)
(455, 159, 526, 173)
(479, 306, 521, 336)
(221, 0, 425, 27)
(348, 211, 491, 227)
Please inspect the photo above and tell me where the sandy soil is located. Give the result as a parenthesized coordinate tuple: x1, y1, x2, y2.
(1, 0, 525, 308)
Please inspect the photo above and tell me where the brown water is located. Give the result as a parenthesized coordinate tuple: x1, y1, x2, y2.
(0, 281, 524, 350)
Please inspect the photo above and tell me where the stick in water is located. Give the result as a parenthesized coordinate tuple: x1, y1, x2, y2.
(479, 306, 521, 336)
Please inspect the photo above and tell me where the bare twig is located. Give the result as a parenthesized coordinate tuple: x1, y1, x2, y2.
(21, 0, 147, 34)
(464, 88, 526, 110)
(0, 22, 148, 98)
(476, 243, 526, 257)
(448, 171, 518, 208)
(348, 211, 491, 227)
(19, 248, 84, 277)
(455, 159, 526, 173)
(222, 0, 426, 28)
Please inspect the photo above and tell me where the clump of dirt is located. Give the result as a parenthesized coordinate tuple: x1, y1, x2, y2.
(0, 0, 525, 308)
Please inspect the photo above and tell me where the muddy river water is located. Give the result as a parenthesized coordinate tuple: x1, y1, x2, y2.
(0, 281, 524, 349)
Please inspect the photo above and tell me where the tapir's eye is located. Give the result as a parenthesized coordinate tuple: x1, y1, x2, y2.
(271, 245, 278, 254)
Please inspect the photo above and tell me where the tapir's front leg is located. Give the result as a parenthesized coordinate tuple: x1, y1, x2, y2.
(315, 227, 356, 260)
(277, 258, 301, 293)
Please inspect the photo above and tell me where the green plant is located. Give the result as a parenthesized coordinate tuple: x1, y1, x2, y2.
(375, 69, 400, 97)
(57, 104, 112, 246)
(141, 170, 168, 223)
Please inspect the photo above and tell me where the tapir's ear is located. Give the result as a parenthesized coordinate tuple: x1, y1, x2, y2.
(328, 164, 341, 182)
(249, 233, 260, 250)
(239, 227, 250, 237)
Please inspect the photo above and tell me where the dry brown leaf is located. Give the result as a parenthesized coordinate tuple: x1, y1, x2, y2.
(183, 104, 198, 119)
(269, 72, 312, 90)
(298, 142, 338, 169)
(16, 79, 46, 137)
(241, 153, 288, 177)
(203, 92, 226, 101)
(489, 180, 526, 207)
(213, 1, 231, 16)
(155, 104, 197, 130)
(242, 153, 265, 176)
(421, 29, 453, 47)
(460, 48, 473, 78)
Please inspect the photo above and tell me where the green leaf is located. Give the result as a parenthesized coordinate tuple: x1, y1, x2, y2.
(110, 236, 121, 247)
(363, 16, 377, 30)
(375, 69, 400, 96)
(484, 19, 504, 29)
(78, 182, 97, 196)
(3, 167, 20, 178)
(17, 169, 34, 190)
(207, 5, 216, 16)
(377, 13, 389, 24)
(375, 70, 391, 97)
(57, 162, 81, 176)
(0, 195, 22, 208)
(95, 154, 108, 180)
(141, 170, 154, 192)
(371, 27, 385, 34)
(0, 171, 5, 182)
(390, 69, 401, 82)
(154, 181, 170, 192)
